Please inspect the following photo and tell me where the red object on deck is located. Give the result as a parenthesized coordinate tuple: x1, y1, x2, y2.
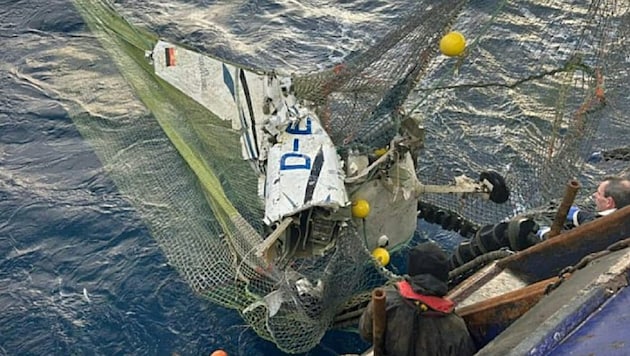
(165, 47, 176, 67)
(397, 280, 455, 313)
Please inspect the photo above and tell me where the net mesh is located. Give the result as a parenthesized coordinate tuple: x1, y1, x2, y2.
(293, 0, 467, 152)
(408, 0, 630, 226)
(70, 0, 629, 353)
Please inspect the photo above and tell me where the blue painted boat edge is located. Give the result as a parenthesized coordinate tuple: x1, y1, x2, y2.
(510, 285, 610, 356)
(477, 247, 630, 356)
(517, 250, 630, 356)
(550, 276, 630, 355)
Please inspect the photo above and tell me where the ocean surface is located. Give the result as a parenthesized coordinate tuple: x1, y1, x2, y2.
(2, 0, 627, 355)
(0, 0, 456, 355)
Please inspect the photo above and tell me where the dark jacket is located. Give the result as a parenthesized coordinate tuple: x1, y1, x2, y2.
(567, 208, 616, 228)
(359, 274, 476, 356)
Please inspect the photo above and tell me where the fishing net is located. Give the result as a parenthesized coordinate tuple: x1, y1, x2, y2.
(408, 0, 630, 227)
(295, 0, 630, 228)
(70, 0, 629, 353)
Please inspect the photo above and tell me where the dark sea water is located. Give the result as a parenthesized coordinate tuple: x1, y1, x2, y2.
(0, 7, 249, 355)
(3, 0, 626, 355)
(0, 0, 441, 355)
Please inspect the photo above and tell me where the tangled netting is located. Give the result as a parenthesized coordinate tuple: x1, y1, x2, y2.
(72, 0, 628, 353)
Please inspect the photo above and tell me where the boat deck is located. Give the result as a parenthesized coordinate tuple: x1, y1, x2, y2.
(477, 244, 630, 355)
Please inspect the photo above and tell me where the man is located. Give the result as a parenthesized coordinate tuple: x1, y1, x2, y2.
(447, 176, 630, 269)
(534, 176, 630, 238)
(564, 176, 630, 228)
(359, 242, 476, 356)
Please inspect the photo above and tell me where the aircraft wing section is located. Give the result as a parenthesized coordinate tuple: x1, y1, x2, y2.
(152, 40, 266, 161)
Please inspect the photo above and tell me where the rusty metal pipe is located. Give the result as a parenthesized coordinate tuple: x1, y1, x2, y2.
(372, 288, 387, 356)
(548, 180, 581, 238)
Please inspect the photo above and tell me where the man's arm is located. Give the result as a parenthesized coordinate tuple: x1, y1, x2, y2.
(567, 205, 598, 227)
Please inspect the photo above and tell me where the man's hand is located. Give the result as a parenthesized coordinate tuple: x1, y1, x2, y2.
(536, 226, 551, 240)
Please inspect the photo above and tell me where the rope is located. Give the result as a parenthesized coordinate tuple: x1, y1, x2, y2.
(448, 249, 514, 281)
(405, 0, 510, 116)
(544, 237, 630, 294)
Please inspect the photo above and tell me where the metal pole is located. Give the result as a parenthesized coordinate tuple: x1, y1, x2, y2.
(548, 180, 580, 238)
(372, 288, 387, 356)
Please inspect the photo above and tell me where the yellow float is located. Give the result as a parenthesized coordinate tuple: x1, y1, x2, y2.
(352, 199, 370, 218)
(439, 31, 466, 57)
(372, 247, 390, 266)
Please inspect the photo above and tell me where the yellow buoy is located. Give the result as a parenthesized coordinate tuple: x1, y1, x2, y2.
(439, 31, 466, 57)
(352, 199, 370, 218)
(372, 247, 390, 266)
(210, 350, 228, 356)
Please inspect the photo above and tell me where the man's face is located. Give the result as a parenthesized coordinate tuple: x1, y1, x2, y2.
(593, 181, 614, 211)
